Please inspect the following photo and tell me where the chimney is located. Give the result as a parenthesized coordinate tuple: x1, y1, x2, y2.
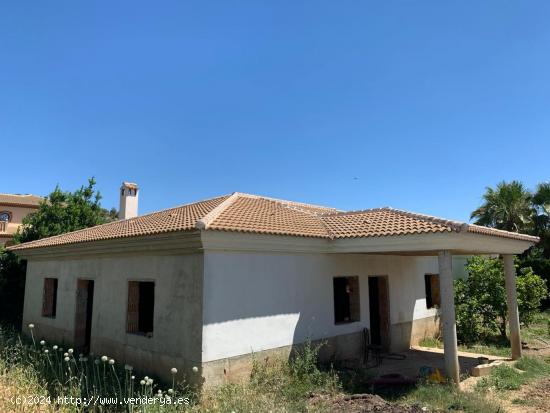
(119, 182, 139, 220)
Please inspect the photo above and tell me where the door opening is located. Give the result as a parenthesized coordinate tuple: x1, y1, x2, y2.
(75, 279, 94, 351)
(368, 276, 390, 350)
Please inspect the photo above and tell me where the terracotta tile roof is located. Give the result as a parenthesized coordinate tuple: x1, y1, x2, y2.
(205, 195, 331, 237)
(8, 192, 539, 251)
(8, 195, 230, 250)
(0, 193, 43, 208)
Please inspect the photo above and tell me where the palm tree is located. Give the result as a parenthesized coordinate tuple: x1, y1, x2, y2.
(470, 181, 533, 232)
(532, 182, 550, 257)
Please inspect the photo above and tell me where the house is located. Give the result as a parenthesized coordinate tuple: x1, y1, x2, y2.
(0, 193, 43, 247)
(8, 186, 538, 386)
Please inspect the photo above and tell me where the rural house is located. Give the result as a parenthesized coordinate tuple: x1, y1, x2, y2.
(9, 186, 538, 385)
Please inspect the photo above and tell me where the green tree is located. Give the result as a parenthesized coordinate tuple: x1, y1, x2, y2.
(0, 178, 115, 327)
(455, 256, 549, 344)
(532, 182, 550, 258)
(470, 181, 533, 232)
(14, 178, 115, 244)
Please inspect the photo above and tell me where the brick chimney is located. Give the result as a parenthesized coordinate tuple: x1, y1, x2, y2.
(119, 182, 139, 220)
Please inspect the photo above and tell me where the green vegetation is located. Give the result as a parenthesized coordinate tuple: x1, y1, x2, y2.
(476, 356, 550, 392)
(398, 382, 502, 413)
(0, 323, 194, 412)
(420, 309, 550, 357)
(471, 180, 550, 308)
(454, 256, 548, 344)
(0, 178, 116, 328)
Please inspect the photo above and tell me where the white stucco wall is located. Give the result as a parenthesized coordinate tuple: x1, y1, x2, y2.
(202, 251, 440, 362)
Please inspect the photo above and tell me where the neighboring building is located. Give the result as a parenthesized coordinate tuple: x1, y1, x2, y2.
(8, 191, 538, 385)
(0, 194, 43, 247)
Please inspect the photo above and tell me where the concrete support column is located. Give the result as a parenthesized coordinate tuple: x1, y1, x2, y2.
(503, 254, 522, 360)
(438, 250, 460, 383)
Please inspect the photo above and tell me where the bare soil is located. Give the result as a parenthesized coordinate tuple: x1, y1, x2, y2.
(309, 393, 426, 413)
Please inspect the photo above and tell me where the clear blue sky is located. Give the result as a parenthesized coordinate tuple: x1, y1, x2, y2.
(1, 1, 549, 221)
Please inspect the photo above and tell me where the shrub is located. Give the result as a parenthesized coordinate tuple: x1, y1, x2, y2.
(455, 256, 548, 344)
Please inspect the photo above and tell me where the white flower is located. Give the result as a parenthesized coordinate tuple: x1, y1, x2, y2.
(40, 340, 45, 346)
(131, 375, 135, 380)
(64, 353, 69, 357)
(157, 389, 162, 394)
(101, 356, 108, 362)
(68, 348, 74, 354)
(170, 367, 177, 375)
(144, 376, 149, 380)
(52, 345, 58, 350)
(124, 364, 133, 371)
(44, 349, 49, 354)
(108, 359, 115, 365)
(192, 366, 199, 373)
(28, 323, 35, 329)
(140, 380, 145, 385)
(167, 388, 174, 394)
(147, 378, 153, 385)
(64, 356, 70, 362)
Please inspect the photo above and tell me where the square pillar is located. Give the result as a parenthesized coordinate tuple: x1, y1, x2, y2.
(503, 254, 522, 360)
(438, 250, 460, 383)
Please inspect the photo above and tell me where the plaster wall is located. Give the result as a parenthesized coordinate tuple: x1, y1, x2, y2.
(202, 251, 441, 363)
(22, 253, 203, 380)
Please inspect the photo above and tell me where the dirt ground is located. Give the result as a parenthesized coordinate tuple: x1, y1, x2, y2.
(498, 376, 550, 413)
(309, 393, 426, 413)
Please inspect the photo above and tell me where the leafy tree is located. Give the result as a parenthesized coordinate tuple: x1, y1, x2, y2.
(470, 181, 533, 232)
(455, 256, 548, 344)
(14, 178, 115, 244)
(0, 178, 115, 328)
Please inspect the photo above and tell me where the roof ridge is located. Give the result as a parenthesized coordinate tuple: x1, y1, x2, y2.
(386, 207, 467, 232)
(325, 207, 392, 216)
(196, 193, 241, 229)
(467, 223, 540, 241)
(9, 194, 232, 250)
(235, 192, 340, 215)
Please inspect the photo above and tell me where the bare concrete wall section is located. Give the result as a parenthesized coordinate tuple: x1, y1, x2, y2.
(22, 253, 204, 384)
(391, 315, 440, 352)
(503, 254, 522, 360)
(201, 330, 364, 387)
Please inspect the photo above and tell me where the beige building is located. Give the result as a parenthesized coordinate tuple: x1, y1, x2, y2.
(0, 194, 43, 247)
(8, 191, 538, 386)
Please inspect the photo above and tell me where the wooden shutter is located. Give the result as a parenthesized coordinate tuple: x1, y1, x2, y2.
(431, 275, 441, 308)
(127, 281, 140, 333)
(42, 278, 54, 317)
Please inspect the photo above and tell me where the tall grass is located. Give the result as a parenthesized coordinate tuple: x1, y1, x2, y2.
(0, 324, 194, 412)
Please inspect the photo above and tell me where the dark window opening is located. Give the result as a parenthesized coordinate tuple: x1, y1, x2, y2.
(333, 276, 360, 324)
(424, 274, 441, 309)
(42, 278, 58, 318)
(127, 281, 155, 336)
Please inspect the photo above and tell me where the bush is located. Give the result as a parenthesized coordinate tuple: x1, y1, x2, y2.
(455, 256, 548, 344)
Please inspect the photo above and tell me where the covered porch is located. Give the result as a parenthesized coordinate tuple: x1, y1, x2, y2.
(331, 223, 539, 383)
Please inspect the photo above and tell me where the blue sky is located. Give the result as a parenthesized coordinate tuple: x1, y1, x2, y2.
(1, 1, 549, 221)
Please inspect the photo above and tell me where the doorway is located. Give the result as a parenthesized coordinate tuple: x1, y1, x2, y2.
(368, 276, 390, 350)
(74, 279, 94, 351)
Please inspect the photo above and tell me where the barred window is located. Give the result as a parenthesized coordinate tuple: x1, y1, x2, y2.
(42, 278, 58, 318)
(127, 281, 155, 336)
